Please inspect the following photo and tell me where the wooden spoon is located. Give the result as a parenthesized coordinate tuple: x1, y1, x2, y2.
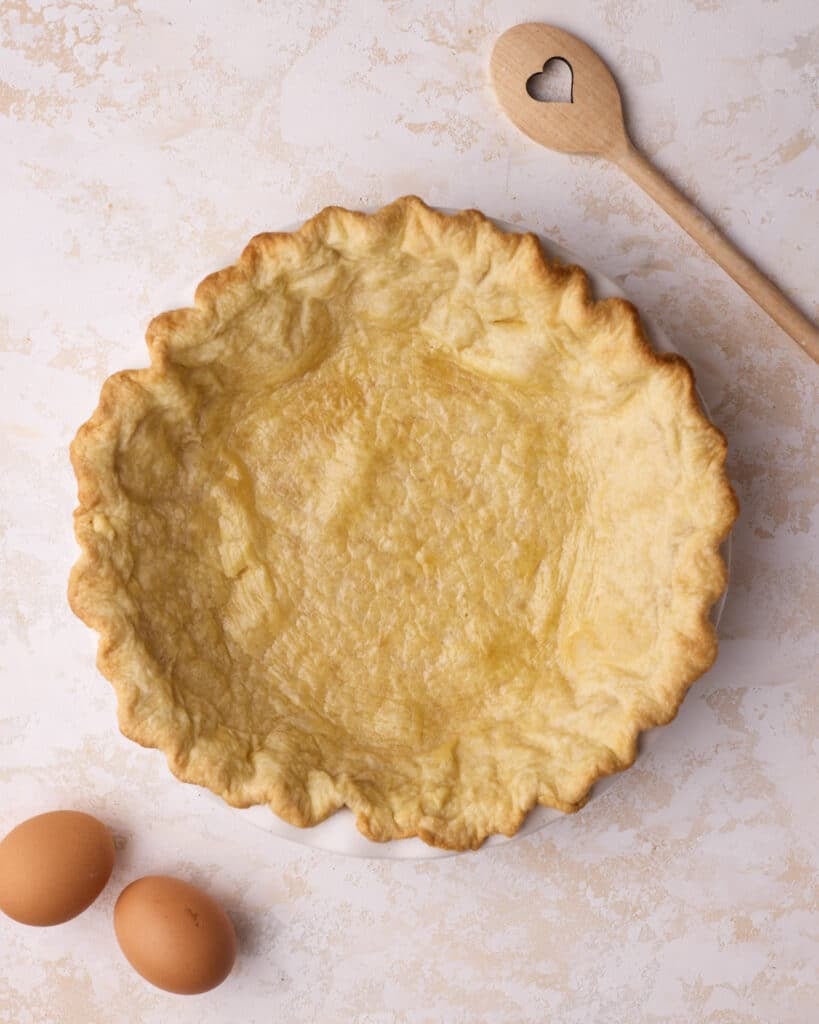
(491, 23, 819, 363)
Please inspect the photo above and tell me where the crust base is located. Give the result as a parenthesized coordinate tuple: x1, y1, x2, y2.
(69, 197, 738, 850)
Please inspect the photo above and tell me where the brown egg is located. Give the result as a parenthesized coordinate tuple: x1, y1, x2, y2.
(114, 875, 237, 994)
(0, 810, 115, 926)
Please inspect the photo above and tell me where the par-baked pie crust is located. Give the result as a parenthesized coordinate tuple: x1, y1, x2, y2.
(69, 196, 737, 850)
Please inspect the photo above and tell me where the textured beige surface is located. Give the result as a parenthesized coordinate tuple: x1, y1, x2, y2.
(69, 197, 735, 849)
(1, 0, 817, 1019)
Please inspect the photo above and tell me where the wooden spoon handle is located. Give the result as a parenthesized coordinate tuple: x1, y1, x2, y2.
(614, 142, 819, 362)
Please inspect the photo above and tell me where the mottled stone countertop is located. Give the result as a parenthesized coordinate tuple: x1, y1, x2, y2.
(1, 2, 817, 1022)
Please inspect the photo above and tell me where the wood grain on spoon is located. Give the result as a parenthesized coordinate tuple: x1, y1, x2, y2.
(491, 23, 819, 363)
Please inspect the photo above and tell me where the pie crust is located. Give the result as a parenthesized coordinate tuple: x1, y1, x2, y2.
(69, 196, 738, 850)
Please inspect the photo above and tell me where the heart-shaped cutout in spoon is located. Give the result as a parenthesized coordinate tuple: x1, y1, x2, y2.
(526, 57, 573, 104)
(491, 23, 819, 362)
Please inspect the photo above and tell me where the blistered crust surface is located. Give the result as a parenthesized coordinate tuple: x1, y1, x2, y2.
(69, 197, 737, 850)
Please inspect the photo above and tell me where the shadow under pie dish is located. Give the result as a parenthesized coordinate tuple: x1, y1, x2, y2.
(69, 196, 738, 851)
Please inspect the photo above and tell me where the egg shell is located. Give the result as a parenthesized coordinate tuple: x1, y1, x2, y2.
(0, 810, 115, 926)
(114, 875, 237, 995)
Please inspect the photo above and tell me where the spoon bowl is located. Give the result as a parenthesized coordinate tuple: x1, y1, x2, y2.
(491, 23, 628, 158)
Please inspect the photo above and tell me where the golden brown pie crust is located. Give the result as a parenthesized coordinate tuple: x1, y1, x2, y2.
(69, 196, 738, 850)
